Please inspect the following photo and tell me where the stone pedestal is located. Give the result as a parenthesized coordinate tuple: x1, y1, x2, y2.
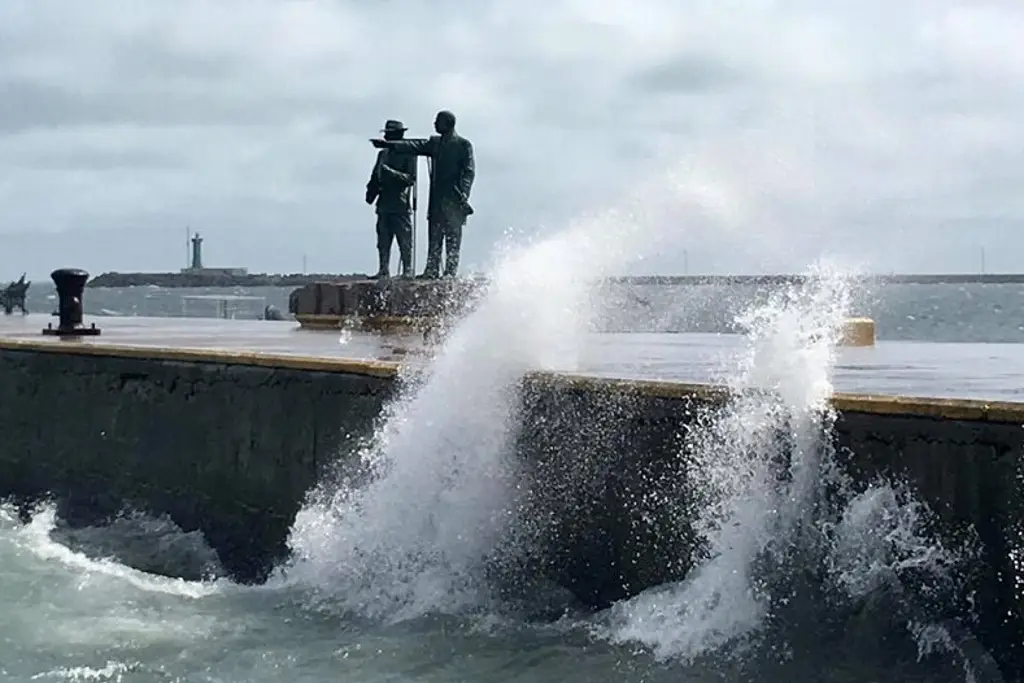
(289, 277, 485, 334)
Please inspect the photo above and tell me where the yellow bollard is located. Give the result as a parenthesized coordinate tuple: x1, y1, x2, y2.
(840, 317, 875, 347)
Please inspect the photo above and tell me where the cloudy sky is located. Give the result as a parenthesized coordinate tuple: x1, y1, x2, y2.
(0, 0, 1022, 279)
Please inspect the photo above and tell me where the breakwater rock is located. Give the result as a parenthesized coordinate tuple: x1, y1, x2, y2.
(89, 271, 1024, 290)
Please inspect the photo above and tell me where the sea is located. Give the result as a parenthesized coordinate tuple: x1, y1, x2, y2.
(18, 279, 1024, 344)
(1, 267, 1020, 682)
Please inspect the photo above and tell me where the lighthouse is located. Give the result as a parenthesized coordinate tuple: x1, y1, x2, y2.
(179, 231, 247, 277)
(190, 233, 203, 270)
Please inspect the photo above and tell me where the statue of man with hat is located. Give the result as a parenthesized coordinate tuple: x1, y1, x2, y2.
(365, 119, 418, 279)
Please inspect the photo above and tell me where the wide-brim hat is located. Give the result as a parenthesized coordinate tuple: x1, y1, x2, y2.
(381, 119, 407, 133)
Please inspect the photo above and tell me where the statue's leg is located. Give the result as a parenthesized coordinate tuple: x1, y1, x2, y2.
(419, 217, 442, 279)
(442, 216, 464, 278)
(395, 212, 414, 277)
(371, 213, 392, 279)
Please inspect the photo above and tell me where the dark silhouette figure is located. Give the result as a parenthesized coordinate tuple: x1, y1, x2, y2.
(1, 274, 30, 315)
(365, 119, 418, 279)
(371, 110, 474, 279)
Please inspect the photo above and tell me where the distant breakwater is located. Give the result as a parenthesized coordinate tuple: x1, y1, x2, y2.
(87, 272, 372, 289)
(87, 271, 1024, 289)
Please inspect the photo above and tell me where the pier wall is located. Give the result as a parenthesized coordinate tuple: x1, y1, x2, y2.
(0, 341, 1020, 672)
(514, 374, 1024, 676)
(0, 342, 397, 582)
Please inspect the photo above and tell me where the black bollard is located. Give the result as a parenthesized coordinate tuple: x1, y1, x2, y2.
(42, 268, 101, 337)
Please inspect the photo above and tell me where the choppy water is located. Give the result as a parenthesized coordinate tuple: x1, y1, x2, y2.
(16, 279, 1024, 343)
(0, 501, 1002, 683)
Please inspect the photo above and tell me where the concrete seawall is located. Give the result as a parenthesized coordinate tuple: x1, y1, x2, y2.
(0, 338, 1021, 674)
(0, 340, 398, 582)
(514, 372, 1024, 675)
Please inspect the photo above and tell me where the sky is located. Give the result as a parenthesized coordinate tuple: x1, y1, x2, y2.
(1, 0, 1022, 279)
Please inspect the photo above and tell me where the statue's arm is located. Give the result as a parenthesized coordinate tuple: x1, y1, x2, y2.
(379, 161, 416, 187)
(385, 137, 436, 157)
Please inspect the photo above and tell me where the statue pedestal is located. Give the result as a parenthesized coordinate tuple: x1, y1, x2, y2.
(289, 277, 485, 336)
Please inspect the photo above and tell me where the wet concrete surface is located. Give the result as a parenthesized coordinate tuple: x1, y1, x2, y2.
(3, 315, 1023, 401)
(578, 332, 1024, 401)
(0, 315, 419, 361)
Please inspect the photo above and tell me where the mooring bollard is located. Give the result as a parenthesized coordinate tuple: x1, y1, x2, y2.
(42, 268, 101, 337)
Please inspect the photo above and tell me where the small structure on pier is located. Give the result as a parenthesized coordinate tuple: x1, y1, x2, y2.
(289, 277, 485, 336)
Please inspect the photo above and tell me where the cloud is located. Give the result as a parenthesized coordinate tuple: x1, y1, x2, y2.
(0, 0, 1022, 278)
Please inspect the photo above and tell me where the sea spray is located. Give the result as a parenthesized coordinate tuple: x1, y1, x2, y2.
(601, 267, 988, 679)
(600, 265, 854, 660)
(281, 170, 725, 622)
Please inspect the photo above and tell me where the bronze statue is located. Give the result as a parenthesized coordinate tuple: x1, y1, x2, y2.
(0, 274, 30, 315)
(365, 119, 418, 279)
(370, 110, 474, 279)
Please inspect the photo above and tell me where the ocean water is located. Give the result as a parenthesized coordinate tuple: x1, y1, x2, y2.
(0, 500, 1001, 683)
(17, 279, 1024, 343)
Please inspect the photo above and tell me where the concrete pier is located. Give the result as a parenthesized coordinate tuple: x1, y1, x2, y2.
(0, 316, 1021, 676)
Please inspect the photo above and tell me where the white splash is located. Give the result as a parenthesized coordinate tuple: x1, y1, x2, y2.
(603, 266, 852, 658)
(281, 169, 722, 621)
(602, 266, 975, 676)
